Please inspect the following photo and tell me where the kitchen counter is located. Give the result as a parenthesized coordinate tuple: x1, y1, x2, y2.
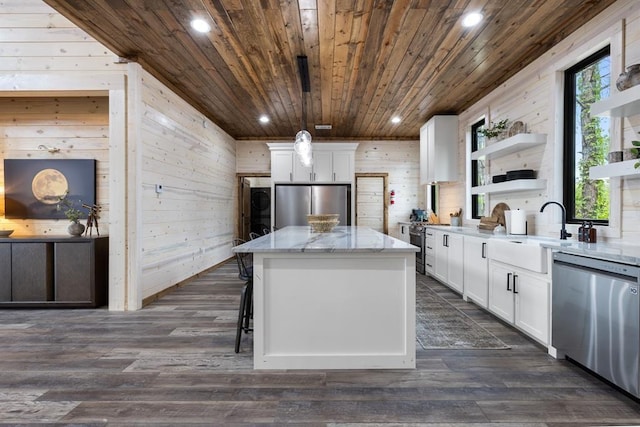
(232, 226, 416, 370)
(234, 225, 418, 253)
(422, 224, 640, 265)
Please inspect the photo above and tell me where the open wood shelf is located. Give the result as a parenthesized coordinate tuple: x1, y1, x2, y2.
(589, 159, 640, 179)
(471, 133, 547, 161)
(471, 179, 547, 195)
(590, 84, 640, 117)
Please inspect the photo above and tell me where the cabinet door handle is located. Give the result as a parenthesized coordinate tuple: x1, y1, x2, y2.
(333, 172, 336, 181)
(481, 242, 486, 259)
(289, 172, 292, 182)
(401, 225, 405, 233)
(513, 274, 518, 294)
(506, 272, 512, 291)
(314, 172, 316, 181)
(445, 234, 449, 247)
(310, 172, 313, 181)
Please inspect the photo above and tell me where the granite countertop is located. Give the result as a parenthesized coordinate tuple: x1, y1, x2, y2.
(423, 224, 640, 265)
(233, 226, 419, 254)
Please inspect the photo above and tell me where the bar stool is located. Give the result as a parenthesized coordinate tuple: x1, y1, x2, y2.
(232, 238, 253, 353)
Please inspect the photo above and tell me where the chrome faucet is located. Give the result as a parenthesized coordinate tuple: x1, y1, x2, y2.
(540, 201, 572, 240)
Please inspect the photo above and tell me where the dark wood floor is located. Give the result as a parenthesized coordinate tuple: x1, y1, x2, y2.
(1, 261, 639, 425)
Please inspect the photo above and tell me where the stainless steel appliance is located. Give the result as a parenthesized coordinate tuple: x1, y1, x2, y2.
(274, 184, 351, 229)
(409, 223, 426, 274)
(552, 252, 640, 398)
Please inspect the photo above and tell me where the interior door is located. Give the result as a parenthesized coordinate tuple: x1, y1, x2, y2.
(241, 177, 251, 241)
(355, 176, 386, 233)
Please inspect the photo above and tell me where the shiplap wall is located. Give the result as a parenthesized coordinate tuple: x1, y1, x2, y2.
(236, 140, 422, 238)
(0, 0, 238, 308)
(138, 69, 237, 299)
(0, 97, 110, 234)
(444, 0, 640, 243)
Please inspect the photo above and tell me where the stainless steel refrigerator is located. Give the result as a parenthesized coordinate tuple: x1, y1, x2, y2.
(275, 184, 351, 229)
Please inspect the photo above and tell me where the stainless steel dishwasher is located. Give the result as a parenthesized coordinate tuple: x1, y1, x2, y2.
(552, 252, 640, 398)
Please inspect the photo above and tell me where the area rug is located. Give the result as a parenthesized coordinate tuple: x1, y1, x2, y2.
(415, 279, 511, 350)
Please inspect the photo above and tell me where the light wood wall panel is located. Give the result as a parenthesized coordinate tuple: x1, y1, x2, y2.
(0, 96, 110, 235)
(139, 70, 237, 299)
(236, 140, 422, 238)
(447, 0, 640, 243)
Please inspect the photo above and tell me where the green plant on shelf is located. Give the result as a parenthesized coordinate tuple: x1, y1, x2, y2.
(633, 134, 640, 169)
(57, 192, 84, 223)
(479, 119, 509, 139)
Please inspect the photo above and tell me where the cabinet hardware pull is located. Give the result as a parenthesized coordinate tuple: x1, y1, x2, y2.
(513, 274, 518, 294)
(481, 242, 486, 258)
(289, 172, 292, 181)
(333, 172, 336, 181)
(310, 173, 313, 181)
(507, 272, 512, 291)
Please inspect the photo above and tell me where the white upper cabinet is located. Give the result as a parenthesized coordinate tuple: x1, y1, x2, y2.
(268, 143, 358, 184)
(271, 150, 294, 182)
(420, 115, 459, 184)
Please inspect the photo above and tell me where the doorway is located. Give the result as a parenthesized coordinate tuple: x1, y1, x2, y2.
(237, 174, 272, 241)
(355, 173, 388, 234)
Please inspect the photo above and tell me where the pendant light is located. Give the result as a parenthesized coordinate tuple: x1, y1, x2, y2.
(294, 55, 312, 166)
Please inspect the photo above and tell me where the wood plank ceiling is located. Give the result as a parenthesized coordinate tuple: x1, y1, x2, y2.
(44, 0, 616, 140)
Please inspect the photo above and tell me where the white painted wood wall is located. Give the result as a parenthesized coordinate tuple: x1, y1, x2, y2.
(445, 0, 640, 244)
(0, 0, 238, 310)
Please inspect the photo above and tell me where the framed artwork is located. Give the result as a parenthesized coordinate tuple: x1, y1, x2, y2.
(4, 159, 96, 219)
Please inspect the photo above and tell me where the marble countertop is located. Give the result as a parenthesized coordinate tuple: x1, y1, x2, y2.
(233, 226, 419, 253)
(423, 224, 640, 265)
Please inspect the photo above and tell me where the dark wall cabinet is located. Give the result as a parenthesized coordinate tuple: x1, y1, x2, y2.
(0, 236, 108, 308)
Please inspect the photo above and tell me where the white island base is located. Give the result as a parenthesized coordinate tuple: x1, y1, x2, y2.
(252, 250, 416, 370)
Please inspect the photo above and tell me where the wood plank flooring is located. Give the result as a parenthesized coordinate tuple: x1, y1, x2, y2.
(1, 261, 639, 425)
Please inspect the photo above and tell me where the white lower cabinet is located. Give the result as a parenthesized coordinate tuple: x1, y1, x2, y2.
(488, 260, 549, 345)
(398, 222, 410, 243)
(463, 236, 488, 308)
(424, 228, 435, 275)
(434, 229, 463, 293)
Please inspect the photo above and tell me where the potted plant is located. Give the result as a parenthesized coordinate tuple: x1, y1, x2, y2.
(632, 133, 640, 169)
(479, 119, 509, 140)
(57, 192, 86, 236)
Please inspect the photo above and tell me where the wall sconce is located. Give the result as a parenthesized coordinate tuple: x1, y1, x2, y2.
(38, 145, 60, 154)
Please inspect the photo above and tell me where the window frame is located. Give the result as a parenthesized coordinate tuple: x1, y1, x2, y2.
(470, 119, 486, 219)
(562, 45, 610, 226)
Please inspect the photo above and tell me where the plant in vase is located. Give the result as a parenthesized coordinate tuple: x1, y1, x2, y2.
(633, 133, 640, 169)
(479, 119, 509, 140)
(57, 192, 86, 236)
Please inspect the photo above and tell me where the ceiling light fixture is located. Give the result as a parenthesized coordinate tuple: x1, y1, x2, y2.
(259, 115, 269, 124)
(190, 18, 211, 33)
(461, 12, 483, 27)
(391, 116, 401, 124)
(294, 55, 312, 167)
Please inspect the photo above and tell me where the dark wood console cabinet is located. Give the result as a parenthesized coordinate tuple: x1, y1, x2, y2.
(0, 236, 108, 308)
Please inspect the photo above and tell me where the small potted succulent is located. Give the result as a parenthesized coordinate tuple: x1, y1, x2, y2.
(57, 192, 86, 236)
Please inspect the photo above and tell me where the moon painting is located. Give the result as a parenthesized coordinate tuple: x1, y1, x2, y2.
(31, 168, 69, 204)
(4, 159, 96, 219)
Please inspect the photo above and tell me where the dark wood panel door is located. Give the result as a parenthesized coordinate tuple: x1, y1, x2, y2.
(54, 242, 92, 302)
(12, 243, 53, 301)
(0, 244, 11, 301)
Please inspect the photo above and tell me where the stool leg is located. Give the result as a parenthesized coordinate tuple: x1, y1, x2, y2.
(243, 281, 253, 331)
(235, 283, 249, 353)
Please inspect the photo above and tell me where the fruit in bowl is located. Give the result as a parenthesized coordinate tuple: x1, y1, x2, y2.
(307, 214, 340, 233)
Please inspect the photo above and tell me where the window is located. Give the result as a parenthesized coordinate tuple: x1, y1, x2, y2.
(563, 46, 610, 224)
(471, 119, 486, 219)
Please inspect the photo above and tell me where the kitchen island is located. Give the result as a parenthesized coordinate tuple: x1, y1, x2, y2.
(232, 226, 418, 370)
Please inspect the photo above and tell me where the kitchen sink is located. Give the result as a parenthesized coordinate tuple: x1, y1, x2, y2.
(488, 237, 550, 273)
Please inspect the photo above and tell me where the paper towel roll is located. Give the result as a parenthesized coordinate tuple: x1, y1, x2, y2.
(510, 209, 527, 235)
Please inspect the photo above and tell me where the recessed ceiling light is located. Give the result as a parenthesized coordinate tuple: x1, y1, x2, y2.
(391, 116, 401, 124)
(259, 115, 269, 124)
(461, 12, 483, 27)
(191, 18, 211, 33)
